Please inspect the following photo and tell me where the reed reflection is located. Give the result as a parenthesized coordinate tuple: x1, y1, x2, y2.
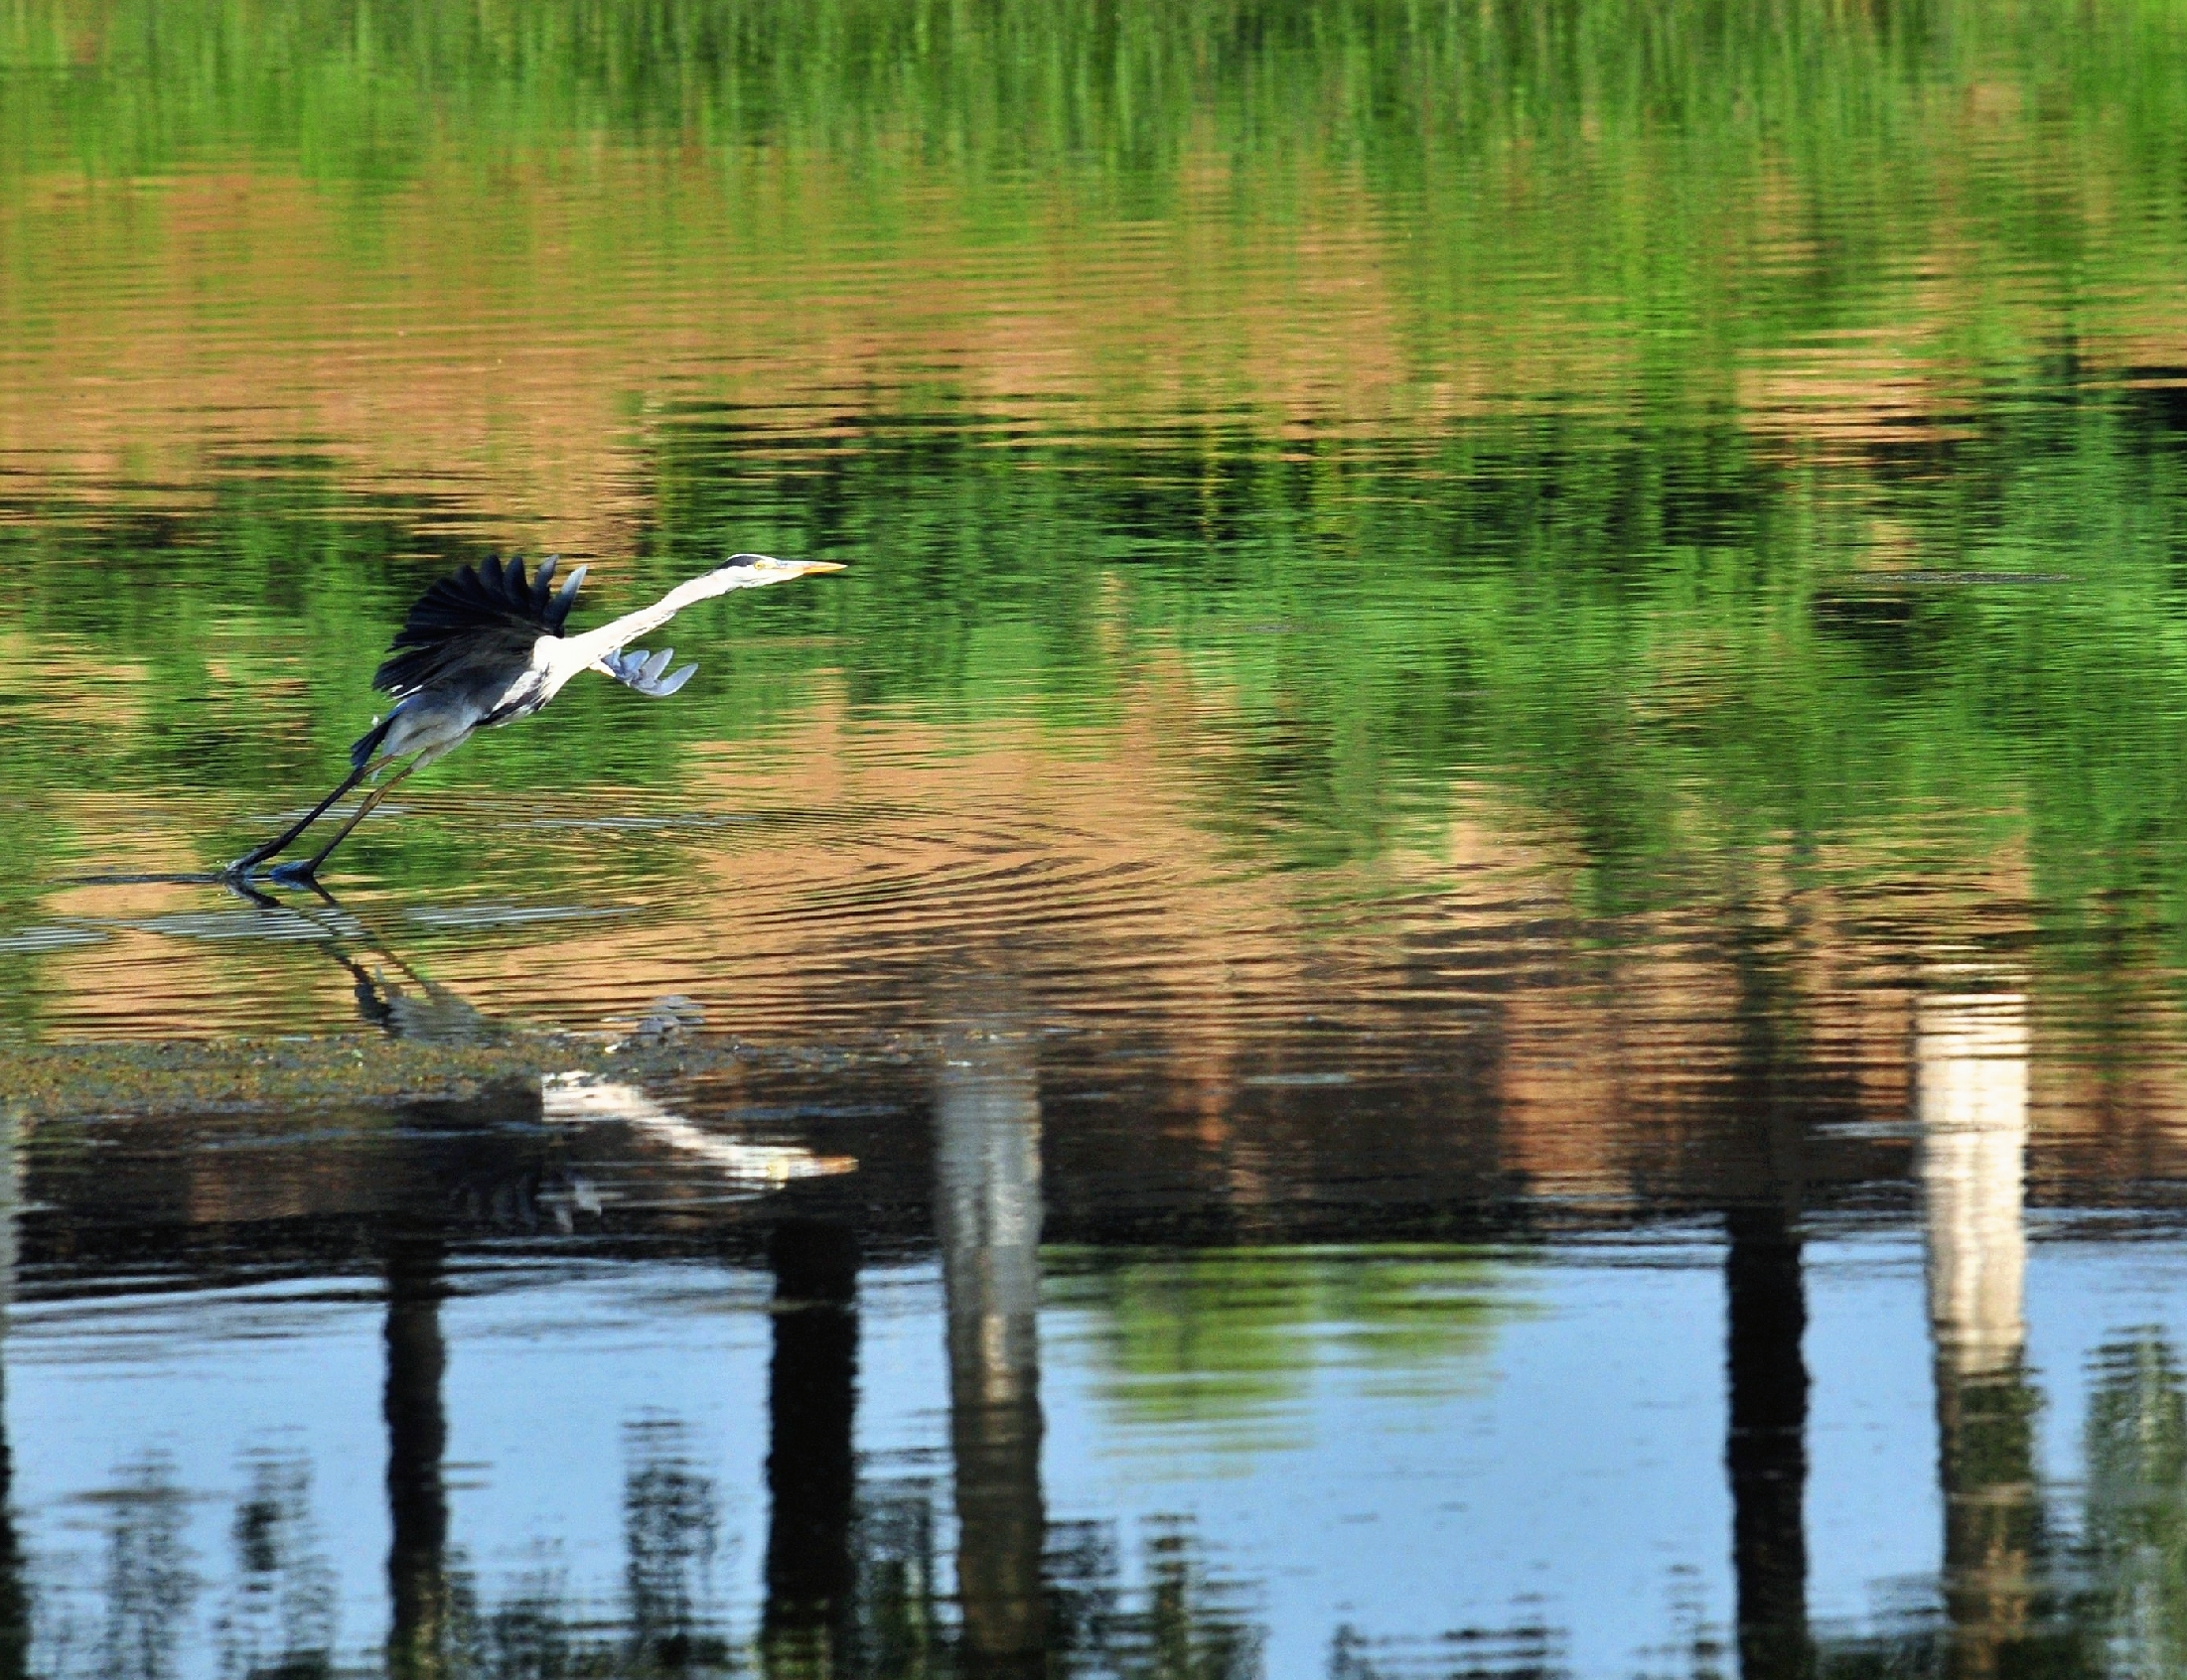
(623, 1418, 729, 1670)
(935, 1024, 1047, 1676)
(1915, 987, 2042, 1672)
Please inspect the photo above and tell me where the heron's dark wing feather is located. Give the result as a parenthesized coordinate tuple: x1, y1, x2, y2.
(373, 623, 542, 698)
(373, 555, 582, 696)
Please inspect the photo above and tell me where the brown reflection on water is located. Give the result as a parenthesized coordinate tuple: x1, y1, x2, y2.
(33, 674, 2187, 1218)
(9, 122, 2186, 554)
(21, 630, 2187, 1241)
(34, 856, 392, 1042)
(31, 130, 2186, 546)
(0, 151, 1459, 543)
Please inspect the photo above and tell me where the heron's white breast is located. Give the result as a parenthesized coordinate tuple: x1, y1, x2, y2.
(537, 633, 596, 703)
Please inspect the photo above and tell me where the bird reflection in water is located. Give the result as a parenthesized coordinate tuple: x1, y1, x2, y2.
(211, 869, 501, 1048)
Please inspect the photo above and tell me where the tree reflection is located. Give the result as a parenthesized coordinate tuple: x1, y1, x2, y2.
(0, 1437, 21, 1680)
(849, 1484, 947, 1680)
(1023, 1513, 1260, 1680)
(1725, 1204, 1810, 1680)
(1719, 910, 1817, 1680)
(1097, 1521, 1260, 1680)
(0, 1108, 24, 1680)
(1328, 1618, 1560, 1680)
(1048, 1249, 1521, 1445)
(213, 1453, 335, 1680)
(99, 1454, 197, 1680)
(627, 1418, 727, 1670)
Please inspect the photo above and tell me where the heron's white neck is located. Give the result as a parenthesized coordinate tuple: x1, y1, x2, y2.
(539, 561, 793, 697)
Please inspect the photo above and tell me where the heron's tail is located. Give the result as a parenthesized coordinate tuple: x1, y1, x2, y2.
(350, 713, 396, 770)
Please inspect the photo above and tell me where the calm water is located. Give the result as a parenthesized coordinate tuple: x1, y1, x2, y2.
(6, 2, 2187, 1674)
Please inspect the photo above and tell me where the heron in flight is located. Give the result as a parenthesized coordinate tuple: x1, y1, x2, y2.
(228, 551, 843, 880)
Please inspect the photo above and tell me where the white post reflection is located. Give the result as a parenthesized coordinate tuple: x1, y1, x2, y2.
(1914, 984, 2037, 1662)
(935, 1023, 1047, 1674)
(1915, 990, 2030, 1376)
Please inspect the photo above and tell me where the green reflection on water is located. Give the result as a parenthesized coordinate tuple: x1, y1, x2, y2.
(1045, 1246, 1530, 1443)
(2081, 1334, 2187, 1675)
(9, 410, 2187, 965)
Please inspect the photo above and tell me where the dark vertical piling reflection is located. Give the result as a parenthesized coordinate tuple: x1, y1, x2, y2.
(384, 1232, 453, 1680)
(1725, 1204, 1811, 1680)
(936, 1030, 1048, 1676)
(763, 1217, 861, 1674)
(0, 1113, 25, 1680)
(1916, 991, 2042, 1676)
(1722, 914, 1815, 1680)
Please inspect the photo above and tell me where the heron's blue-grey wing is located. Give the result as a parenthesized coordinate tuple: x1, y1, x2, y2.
(600, 647, 698, 698)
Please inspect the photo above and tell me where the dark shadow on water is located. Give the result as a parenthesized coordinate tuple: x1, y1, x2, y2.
(383, 1231, 453, 1680)
(763, 1218, 860, 1672)
(0, 1113, 25, 1680)
(1726, 1204, 1812, 1680)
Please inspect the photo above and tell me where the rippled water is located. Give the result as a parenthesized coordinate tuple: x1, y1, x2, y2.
(8, 2, 2187, 1674)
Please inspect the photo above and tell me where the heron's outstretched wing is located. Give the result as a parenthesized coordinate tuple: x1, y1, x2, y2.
(598, 646, 698, 698)
(374, 554, 587, 696)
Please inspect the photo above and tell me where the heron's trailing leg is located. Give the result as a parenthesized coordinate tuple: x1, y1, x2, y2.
(225, 763, 372, 875)
(274, 758, 423, 880)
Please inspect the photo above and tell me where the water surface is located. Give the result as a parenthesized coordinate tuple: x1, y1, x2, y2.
(6, 2, 2187, 1674)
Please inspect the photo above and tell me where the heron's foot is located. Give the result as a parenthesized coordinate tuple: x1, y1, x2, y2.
(223, 840, 293, 877)
(219, 873, 281, 909)
(268, 859, 322, 886)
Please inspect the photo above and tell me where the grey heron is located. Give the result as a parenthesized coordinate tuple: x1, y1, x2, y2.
(228, 551, 844, 879)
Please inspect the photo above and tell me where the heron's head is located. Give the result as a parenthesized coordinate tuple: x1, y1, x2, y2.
(716, 553, 847, 587)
